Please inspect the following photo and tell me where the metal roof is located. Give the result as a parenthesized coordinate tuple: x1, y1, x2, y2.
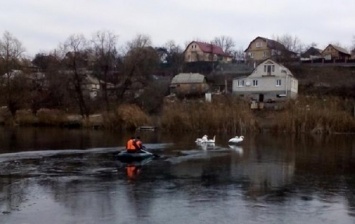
(171, 73, 206, 84)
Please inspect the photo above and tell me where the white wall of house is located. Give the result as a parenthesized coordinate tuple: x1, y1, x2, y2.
(83, 75, 101, 99)
(232, 59, 298, 102)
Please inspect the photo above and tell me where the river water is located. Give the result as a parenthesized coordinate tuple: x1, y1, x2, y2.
(0, 127, 354, 224)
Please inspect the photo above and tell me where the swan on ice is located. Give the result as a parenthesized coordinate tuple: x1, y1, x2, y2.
(228, 136, 244, 144)
(195, 135, 208, 143)
(195, 135, 216, 143)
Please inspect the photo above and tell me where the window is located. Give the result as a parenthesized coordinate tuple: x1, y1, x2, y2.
(256, 42, 262, 48)
(252, 80, 258, 86)
(238, 80, 245, 87)
(276, 79, 281, 86)
(264, 65, 275, 74)
(263, 51, 267, 58)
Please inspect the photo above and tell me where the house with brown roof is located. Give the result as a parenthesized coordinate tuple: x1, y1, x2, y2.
(184, 41, 232, 63)
(321, 44, 351, 61)
(244, 36, 297, 62)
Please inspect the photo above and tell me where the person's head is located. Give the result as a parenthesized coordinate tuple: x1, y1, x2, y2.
(130, 136, 135, 140)
(136, 136, 140, 140)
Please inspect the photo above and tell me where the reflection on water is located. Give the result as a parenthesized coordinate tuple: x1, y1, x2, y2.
(0, 128, 354, 223)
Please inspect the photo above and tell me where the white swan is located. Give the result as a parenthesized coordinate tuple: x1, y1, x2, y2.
(228, 136, 244, 144)
(195, 135, 208, 143)
(195, 135, 216, 143)
(205, 135, 216, 143)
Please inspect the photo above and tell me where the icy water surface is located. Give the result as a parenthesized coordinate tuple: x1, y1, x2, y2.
(0, 127, 355, 224)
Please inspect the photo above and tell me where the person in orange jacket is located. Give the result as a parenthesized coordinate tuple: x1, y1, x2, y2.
(126, 136, 137, 153)
(134, 136, 144, 151)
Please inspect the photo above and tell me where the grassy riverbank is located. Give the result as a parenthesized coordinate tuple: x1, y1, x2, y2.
(160, 95, 355, 134)
(2, 94, 354, 134)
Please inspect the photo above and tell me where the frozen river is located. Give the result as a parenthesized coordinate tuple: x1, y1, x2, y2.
(0, 127, 354, 224)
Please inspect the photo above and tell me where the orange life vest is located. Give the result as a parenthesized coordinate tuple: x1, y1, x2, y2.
(126, 139, 136, 151)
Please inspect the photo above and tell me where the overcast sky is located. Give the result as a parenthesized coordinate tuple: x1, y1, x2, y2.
(1, 0, 355, 57)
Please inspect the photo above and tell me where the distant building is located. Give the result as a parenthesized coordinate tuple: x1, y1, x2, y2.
(184, 41, 232, 63)
(232, 59, 298, 102)
(300, 47, 323, 61)
(170, 73, 209, 97)
(321, 44, 351, 61)
(244, 36, 297, 62)
(82, 75, 101, 99)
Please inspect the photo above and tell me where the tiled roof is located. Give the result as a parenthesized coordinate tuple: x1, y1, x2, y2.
(188, 41, 230, 56)
(245, 36, 287, 52)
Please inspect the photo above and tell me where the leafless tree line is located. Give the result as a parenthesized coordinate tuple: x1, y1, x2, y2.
(0, 31, 185, 117)
(1, 30, 354, 118)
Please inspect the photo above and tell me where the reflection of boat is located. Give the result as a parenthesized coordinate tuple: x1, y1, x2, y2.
(126, 164, 141, 179)
(116, 155, 153, 168)
(228, 136, 244, 144)
(116, 150, 154, 163)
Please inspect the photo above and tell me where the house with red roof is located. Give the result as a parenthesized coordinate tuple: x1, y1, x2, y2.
(184, 41, 232, 63)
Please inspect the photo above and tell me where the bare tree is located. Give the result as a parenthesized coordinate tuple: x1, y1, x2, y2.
(230, 47, 246, 62)
(91, 30, 119, 111)
(164, 40, 184, 74)
(117, 35, 159, 101)
(31, 50, 70, 112)
(212, 36, 235, 54)
(351, 36, 355, 55)
(61, 34, 91, 117)
(274, 34, 305, 54)
(0, 31, 27, 116)
(126, 34, 152, 50)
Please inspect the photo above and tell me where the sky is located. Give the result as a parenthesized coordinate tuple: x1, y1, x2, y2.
(1, 0, 355, 58)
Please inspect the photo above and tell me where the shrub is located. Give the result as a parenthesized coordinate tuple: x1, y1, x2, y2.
(103, 104, 151, 131)
(36, 108, 66, 126)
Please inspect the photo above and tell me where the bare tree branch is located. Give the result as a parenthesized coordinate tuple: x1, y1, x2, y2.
(212, 36, 235, 53)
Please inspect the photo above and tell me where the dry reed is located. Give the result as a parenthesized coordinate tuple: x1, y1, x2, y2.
(103, 104, 151, 130)
(161, 95, 256, 133)
(275, 95, 355, 133)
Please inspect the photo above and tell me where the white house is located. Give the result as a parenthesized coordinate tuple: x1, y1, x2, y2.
(232, 59, 298, 102)
(82, 74, 101, 99)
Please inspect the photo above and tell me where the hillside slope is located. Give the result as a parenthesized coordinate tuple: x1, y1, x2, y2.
(289, 65, 355, 98)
